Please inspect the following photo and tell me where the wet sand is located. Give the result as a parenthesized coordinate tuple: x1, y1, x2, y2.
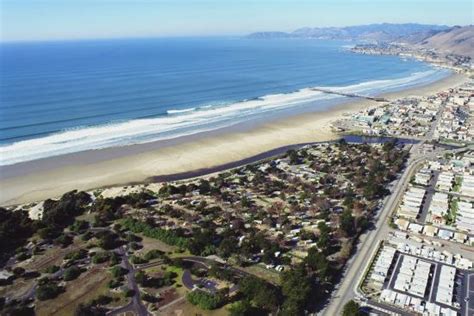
(0, 72, 467, 206)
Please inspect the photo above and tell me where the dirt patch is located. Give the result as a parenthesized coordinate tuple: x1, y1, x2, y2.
(35, 266, 113, 316)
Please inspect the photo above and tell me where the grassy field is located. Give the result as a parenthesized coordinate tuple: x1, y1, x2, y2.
(159, 298, 231, 316)
(35, 266, 126, 316)
(0, 278, 35, 300)
(241, 264, 281, 285)
(136, 235, 179, 255)
(21, 240, 83, 272)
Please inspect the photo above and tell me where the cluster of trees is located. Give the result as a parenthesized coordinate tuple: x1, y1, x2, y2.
(110, 266, 128, 278)
(0, 190, 92, 263)
(63, 266, 82, 281)
(91, 252, 111, 264)
(280, 266, 314, 315)
(135, 270, 176, 288)
(342, 300, 363, 316)
(188, 228, 217, 256)
(345, 143, 407, 202)
(187, 289, 226, 310)
(40, 191, 92, 239)
(0, 298, 35, 316)
(96, 230, 123, 250)
(207, 264, 236, 283)
(237, 231, 283, 264)
(120, 218, 189, 249)
(0, 207, 36, 263)
(74, 295, 112, 316)
(91, 191, 154, 227)
(305, 247, 331, 281)
(236, 276, 279, 313)
(36, 278, 63, 301)
(159, 179, 214, 197)
(64, 249, 88, 262)
(74, 303, 106, 316)
(143, 249, 165, 261)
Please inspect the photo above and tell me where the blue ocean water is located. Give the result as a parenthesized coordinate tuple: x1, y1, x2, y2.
(0, 37, 450, 165)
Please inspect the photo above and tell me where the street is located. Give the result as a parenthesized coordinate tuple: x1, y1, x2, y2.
(321, 142, 473, 316)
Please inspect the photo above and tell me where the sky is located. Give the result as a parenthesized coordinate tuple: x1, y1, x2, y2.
(1, 0, 473, 42)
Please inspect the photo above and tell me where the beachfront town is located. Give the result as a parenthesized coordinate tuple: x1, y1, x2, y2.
(333, 79, 474, 145)
(351, 43, 473, 74)
(1, 66, 474, 316)
(361, 151, 474, 316)
(326, 78, 474, 316)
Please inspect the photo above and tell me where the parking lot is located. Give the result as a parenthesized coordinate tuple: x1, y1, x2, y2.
(377, 252, 470, 315)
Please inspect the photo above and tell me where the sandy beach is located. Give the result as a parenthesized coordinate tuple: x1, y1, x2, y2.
(0, 72, 468, 206)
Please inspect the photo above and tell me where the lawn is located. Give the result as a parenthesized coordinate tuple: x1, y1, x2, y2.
(241, 264, 281, 285)
(136, 235, 178, 256)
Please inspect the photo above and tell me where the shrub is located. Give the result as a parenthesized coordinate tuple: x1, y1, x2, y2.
(342, 300, 362, 316)
(36, 281, 62, 300)
(120, 218, 189, 249)
(110, 266, 128, 278)
(123, 287, 135, 297)
(143, 249, 164, 261)
(187, 290, 225, 310)
(92, 252, 110, 264)
(64, 249, 88, 261)
(44, 265, 60, 274)
(63, 266, 82, 281)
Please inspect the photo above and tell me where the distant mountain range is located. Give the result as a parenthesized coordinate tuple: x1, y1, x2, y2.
(248, 23, 474, 57)
(247, 23, 450, 42)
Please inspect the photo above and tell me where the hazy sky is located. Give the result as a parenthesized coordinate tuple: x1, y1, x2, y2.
(1, 0, 472, 42)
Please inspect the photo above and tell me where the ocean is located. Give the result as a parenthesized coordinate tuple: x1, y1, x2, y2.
(0, 37, 451, 166)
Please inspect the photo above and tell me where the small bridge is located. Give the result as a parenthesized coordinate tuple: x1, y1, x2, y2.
(311, 88, 387, 102)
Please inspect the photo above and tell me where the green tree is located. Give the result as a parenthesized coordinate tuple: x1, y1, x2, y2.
(135, 271, 147, 285)
(342, 300, 361, 316)
(280, 266, 312, 315)
(187, 290, 225, 310)
(340, 209, 355, 236)
(305, 247, 330, 280)
(36, 280, 62, 301)
(110, 266, 128, 278)
(228, 300, 253, 316)
(238, 276, 278, 311)
(74, 303, 106, 316)
(63, 266, 82, 281)
(92, 252, 110, 264)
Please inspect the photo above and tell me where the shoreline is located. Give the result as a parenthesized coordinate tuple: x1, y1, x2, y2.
(0, 72, 467, 206)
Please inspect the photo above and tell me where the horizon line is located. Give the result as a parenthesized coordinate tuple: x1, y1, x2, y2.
(1, 22, 471, 44)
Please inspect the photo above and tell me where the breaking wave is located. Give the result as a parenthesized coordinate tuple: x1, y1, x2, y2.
(0, 68, 450, 166)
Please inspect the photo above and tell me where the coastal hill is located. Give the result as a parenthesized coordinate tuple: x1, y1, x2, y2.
(417, 25, 474, 58)
(247, 23, 450, 42)
(248, 23, 474, 58)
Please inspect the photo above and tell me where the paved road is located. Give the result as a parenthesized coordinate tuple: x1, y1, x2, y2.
(417, 170, 440, 223)
(322, 142, 474, 315)
(107, 255, 247, 316)
(321, 148, 427, 315)
(108, 246, 149, 316)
